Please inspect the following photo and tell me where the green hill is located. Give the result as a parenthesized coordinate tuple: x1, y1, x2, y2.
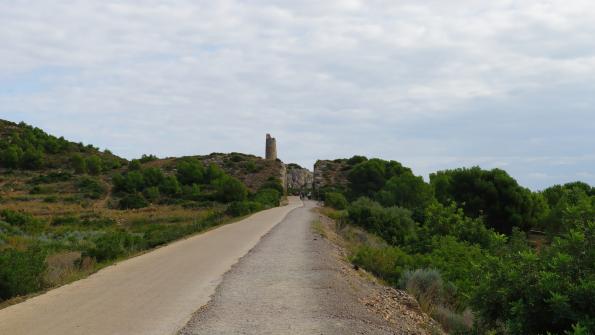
(0, 119, 286, 306)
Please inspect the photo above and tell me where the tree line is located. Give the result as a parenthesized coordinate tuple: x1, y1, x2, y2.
(321, 156, 593, 335)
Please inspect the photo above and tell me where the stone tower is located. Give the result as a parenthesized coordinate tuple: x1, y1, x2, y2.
(265, 133, 277, 160)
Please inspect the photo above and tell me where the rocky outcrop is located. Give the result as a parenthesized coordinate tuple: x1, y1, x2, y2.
(313, 159, 350, 193)
(286, 164, 313, 192)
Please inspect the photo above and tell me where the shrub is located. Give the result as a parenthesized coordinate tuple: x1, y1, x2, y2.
(253, 188, 281, 208)
(128, 159, 142, 171)
(0, 209, 45, 234)
(181, 184, 201, 201)
(159, 175, 181, 196)
(376, 172, 434, 221)
(31, 172, 73, 184)
(399, 269, 445, 309)
(259, 179, 284, 194)
(87, 231, 144, 262)
(71, 154, 87, 174)
(430, 167, 540, 234)
(0, 145, 22, 168)
(20, 148, 44, 169)
(77, 176, 107, 199)
(143, 186, 160, 202)
(142, 168, 165, 187)
(213, 176, 247, 202)
(351, 245, 415, 284)
(86, 155, 103, 175)
(139, 154, 158, 163)
(0, 246, 47, 300)
(243, 161, 258, 173)
(431, 306, 473, 334)
(119, 193, 149, 209)
(226, 201, 263, 217)
(113, 171, 145, 193)
(325, 192, 348, 209)
(348, 198, 416, 245)
(176, 158, 205, 185)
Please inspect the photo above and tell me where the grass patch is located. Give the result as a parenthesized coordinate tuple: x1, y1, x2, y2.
(311, 219, 327, 238)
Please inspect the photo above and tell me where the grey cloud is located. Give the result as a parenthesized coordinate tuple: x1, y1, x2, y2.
(1, 0, 594, 189)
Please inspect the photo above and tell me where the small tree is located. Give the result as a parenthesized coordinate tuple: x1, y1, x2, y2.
(0, 145, 22, 169)
(213, 176, 247, 202)
(71, 154, 87, 174)
(86, 156, 103, 175)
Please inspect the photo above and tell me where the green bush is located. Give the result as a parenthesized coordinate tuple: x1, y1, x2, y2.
(181, 184, 201, 201)
(259, 179, 284, 194)
(325, 192, 348, 209)
(0, 145, 22, 169)
(20, 148, 44, 169)
(226, 201, 263, 217)
(348, 198, 416, 245)
(113, 171, 145, 193)
(86, 155, 103, 175)
(77, 176, 107, 199)
(119, 193, 149, 209)
(351, 245, 415, 284)
(87, 231, 144, 262)
(0, 209, 45, 234)
(159, 175, 181, 196)
(471, 222, 595, 334)
(430, 167, 541, 234)
(253, 188, 281, 208)
(143, 186, 160, 202)
(31, 172, 73, 184)
(0, 246, 47, 300)
(213, 175, 247, 202)
(376, 172, 433, 221)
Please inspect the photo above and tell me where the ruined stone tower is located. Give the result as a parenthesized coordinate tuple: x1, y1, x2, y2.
(265, 134, 277, 160)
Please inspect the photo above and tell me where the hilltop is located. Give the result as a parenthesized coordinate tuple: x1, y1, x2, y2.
(0, 119, 287, 305)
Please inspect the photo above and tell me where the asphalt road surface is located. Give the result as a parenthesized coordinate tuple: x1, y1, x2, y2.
(179, 200, 398, 335)
(0, 197, 302, 335)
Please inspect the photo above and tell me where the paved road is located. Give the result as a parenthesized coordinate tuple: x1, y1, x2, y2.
(179, 200, 397, 335)
(0, 197, 302, 335)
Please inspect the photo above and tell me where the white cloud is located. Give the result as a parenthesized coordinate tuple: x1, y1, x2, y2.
(1, 0, 594, 189)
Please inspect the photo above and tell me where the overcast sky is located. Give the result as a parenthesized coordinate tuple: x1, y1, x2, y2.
(1, 1, 594, 190)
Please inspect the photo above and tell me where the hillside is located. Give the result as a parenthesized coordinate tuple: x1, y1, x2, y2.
(0, 119, 286, 306)
(315, 155, 594, 334)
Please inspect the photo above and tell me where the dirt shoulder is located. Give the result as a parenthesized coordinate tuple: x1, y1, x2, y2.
(180, 201, 440, 335)
(313, 208, 444, 335)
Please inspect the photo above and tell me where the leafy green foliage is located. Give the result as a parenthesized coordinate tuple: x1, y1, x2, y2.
(430, 167, 541, 234)
(348, 197, 416, 245)
(325, 192, 348, 209)
(0, 246, 47, 299)
(213, 175, 247, 202)
(348, 159, 411, 198)
(253, 188, 281, 208)
(85, 155, 103, 175)
(226, 201, 263, 217)
(70, 153, 87, 174)
(77, 176, 107, 199)
(0, 209, 46, 234)
(351, 245, 415, 284)
(325, 156, 593, 334)
(87, 231, 144, 262)
(472, 223, 595, 334)
(176, 158, 205, 185)
(119, 193, 149, 209)
(376, 172, 434, 220)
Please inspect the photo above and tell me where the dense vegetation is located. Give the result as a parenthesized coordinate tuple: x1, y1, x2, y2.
(0, 120, 285, 304)
(0, 120, 125, 172)
(321, 156, 594, 335)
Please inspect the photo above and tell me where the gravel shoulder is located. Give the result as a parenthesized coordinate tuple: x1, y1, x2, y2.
(180, 201, 433, 335)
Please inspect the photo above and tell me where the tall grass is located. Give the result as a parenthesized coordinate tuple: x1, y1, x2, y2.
(399, 268, 473, 334)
